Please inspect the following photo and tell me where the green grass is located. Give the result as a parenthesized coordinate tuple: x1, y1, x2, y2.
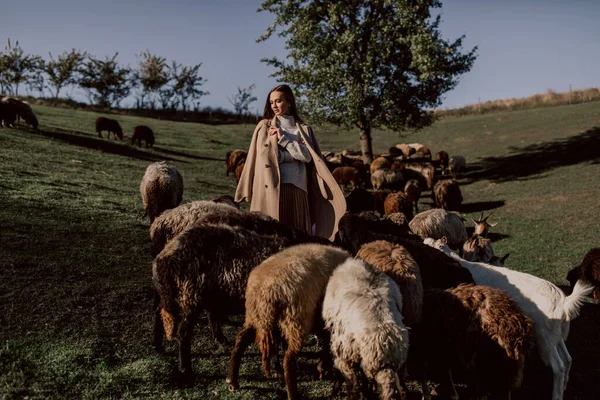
(2, 102, 600, 399)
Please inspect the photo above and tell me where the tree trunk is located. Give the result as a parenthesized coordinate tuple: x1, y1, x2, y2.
(359, 128, 374, 164)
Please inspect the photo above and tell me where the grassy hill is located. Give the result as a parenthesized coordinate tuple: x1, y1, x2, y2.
(1, 101, 600, 399)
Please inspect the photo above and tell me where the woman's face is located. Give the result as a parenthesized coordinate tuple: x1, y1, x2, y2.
(269, 91, 290, 116)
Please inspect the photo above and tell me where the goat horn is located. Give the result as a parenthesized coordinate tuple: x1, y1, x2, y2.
(483, 212, 493, 222)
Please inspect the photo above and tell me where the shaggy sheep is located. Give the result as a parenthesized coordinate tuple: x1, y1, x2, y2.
(132, 125, 155, 147)
(345, 187, 376, 214)
(332, 166, 362, 190)
(418, 284, 534, 400)
(402, 162, 435, 190)
(435, 151, 449, 175)
(408, 208, 468, 250)
(357, 240, 423, 327)
(225, 149, 248, 177)
(211, 194, 240, 209)
(0, 101, 17, 128)
(371, 169, 404, 191)
(383, 191, 414, 221)
(140, 161, 183, 224)
(567, 248, 600, 300)
(323, 258, 410, 400)
(226, 244, 350, 400)
(424, 238, 594, 400)
(1, 97, 38, 129)
(462, 233, 495, 263)
(404, 179, 421, 215)
(433, 179, 463, 211)
(95, 116, 123, 140)
(449, 155, 466, 179)
(370, 156, 392, 175)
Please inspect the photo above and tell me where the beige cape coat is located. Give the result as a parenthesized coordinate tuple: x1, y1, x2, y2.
(234, 117, 346, 241)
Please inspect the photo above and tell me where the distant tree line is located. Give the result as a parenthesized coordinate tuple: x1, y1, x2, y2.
(0, 39, 258, 122)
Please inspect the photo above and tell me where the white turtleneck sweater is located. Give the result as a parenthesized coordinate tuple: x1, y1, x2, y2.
(276, 115, 312, 192)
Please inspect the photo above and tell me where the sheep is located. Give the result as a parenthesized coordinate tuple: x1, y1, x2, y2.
(407, 143, 424, 151)
(226, 244, 351, 400)
(1, 97, 38, 129)
(418, 284, 534, 400)
(371, 189, 390, 216)
(566, 248, 600, 300)
(225, 149, 247, 177)
(357, 240, 423, 327)
(323, 258, 410, 400)
(211, 194, 240, 209)
(336, 213, 475, 290)
(424, 237, 594, 400)
(234, 161, 245, 182)
(449, 154, 466, 179)
(345, 187, 376, 214)
(95, 116, 123, 140)
(415, 146, 431, 160)
(395, 144, 415, 158)
(0, 101, 17, 128)
(140, 161, 183, 224)
(433, 179, 463, 211)
(131, 125, 155, 147)
(332, 166, 362, 190)
(153, 224, 292, 376)
(371, 169, 404, 191)
(386, 212, 409, 228)
(408, 208, 468, 251)
(383, 191, 413, 221)
(390, 161, 405, 172)
(472, 212, 498, 237)
(370, 156, 392, 175)
(404, 179, 421, 215)
(462, 233, 495, 263)
(435, 151, 449, 175)
(402, 162, 434, 190)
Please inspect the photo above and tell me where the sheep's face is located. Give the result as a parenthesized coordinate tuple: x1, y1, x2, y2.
(423, 237, 452, 255)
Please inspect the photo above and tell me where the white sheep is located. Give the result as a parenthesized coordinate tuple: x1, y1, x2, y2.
(371, 168, 404, 191)
(140, 161, 183, 223)
(424, 237, 594, 400)
(408, 208, 468, 251)
(323, 258, 409, 400)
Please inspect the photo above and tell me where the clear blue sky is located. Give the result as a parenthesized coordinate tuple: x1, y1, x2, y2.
(5, 0, 600, 113)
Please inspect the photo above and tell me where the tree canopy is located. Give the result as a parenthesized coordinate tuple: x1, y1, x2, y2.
(258, 0, 477, 162)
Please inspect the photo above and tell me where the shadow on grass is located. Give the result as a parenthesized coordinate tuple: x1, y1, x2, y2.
(152, 146, 223, 162)
(460, 200, 506, 214)
(467, 126, 600, 183)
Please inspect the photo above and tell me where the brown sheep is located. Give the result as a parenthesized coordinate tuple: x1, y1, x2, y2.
(95, 116, 123, 140)
(226, 149, 248, 177)
(227, 244, 350, 400)
(386, 212, 409, 228)
(404, 179, 421, 215)
(234, 161, 245, 182)
(132, 125, 155, 147)
(383, 191, 414, 221)
(0, 101, 18, 128)
(418, 284, 534, 400)
(139, 161, 183, 223)
(567, 248, 600, 300)
(436, 151, 449, 175)
(433, 179, 463, 211)
(403, 162, 435, 190)
(357, 240, 423, 327)
(370, 156, 392, 175)
(415, 146, 431, 159)
(332, 166, 361, 190)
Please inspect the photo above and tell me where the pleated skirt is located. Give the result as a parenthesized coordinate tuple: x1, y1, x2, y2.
(279, 183, 311, 234)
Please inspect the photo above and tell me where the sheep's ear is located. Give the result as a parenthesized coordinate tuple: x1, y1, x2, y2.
(440, 236, 448, 245)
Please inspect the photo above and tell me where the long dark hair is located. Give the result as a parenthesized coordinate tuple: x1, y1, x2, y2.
(263, 84, 303, 122)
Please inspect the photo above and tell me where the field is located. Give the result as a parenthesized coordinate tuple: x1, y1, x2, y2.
(1, 101, 600, 399)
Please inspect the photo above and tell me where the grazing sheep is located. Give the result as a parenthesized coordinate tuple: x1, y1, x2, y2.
(418, 284, 534, 400)
(449, 155, 466, 179)
(408, 208, 468, 251)
(435, 151, 449, 175)
(345, 187, 376, 214)
(424, 238, 594, 400)
(95, 116, 123, 140)
(154, 224, 290, 376)
(1, 97, 38, 129)
(225, 149, 248, 177)
(332, 166, 362, 190)
(433, 179, 463, 211)
(472, 212, 498, 237)
(462, 234, 495, 263)
(132, 125, 155, 147)
(404, 179, 421, 214)
(370, 156, 392, 175)
(371, 169, 404, 191)
(357, 240, 423, 327)
(383, 191, 413, 221)
(402, 162, 434, 190)
(323, 258, 410, 400)
(0, 101, 17, 128)
(140, 161, 183, 224)
(567, 248, 600, 300)
(336, 213, 474, 290)
(226, 244, 350, 400)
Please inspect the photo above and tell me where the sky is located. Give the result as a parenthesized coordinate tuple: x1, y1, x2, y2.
(5, 0, 600, 113)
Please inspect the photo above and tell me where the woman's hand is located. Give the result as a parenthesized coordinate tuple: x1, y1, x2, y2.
(268, 126, 282, 140)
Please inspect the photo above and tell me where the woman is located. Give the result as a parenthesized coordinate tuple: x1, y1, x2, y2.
(235, 84, 346, 241)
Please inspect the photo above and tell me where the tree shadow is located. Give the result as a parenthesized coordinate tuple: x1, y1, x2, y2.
(466, 126, 600, 183)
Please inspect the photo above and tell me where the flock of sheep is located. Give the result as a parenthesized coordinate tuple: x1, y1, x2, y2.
(95, 116, 156, 147)
(138, 143, 600, 400)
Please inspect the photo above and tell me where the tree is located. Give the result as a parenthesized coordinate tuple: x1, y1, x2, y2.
(258, 0, 477, 162)
(78, 52, 133, 108)
(0, 39, 43, 96)
(134, 50, 170, 109)
(228, 84, 258, 120)
(43, 49, 86, 98)
(169, 61, 209, 112)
